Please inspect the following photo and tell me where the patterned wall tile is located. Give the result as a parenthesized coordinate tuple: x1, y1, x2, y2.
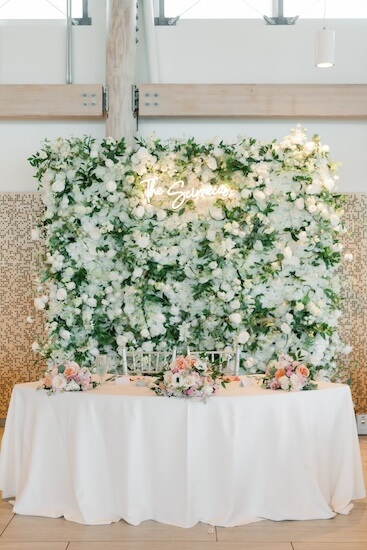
(1, 192, 367, 417)
(340, 194, 367, 413)
(0, 193, 46, 417)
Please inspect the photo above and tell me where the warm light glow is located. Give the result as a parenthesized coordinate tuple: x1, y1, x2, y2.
(142, 176, 231, 210)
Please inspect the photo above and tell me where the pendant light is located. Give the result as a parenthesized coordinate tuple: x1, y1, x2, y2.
(315, 1, 335, 68)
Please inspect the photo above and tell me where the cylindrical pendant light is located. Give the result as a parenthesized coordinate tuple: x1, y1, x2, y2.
(316, 27, 335, 68)
(316, 0, 335, 69)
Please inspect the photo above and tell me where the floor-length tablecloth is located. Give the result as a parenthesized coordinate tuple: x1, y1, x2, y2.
(0, 379, 365, 526)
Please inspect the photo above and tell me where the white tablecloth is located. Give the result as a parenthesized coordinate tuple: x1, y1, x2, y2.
(0, 379, 365, 527)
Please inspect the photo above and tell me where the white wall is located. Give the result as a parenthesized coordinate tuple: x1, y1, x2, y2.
(0, 0, 106, 192)
(137, 18, 367, 193)
(0, 3, 366, 192)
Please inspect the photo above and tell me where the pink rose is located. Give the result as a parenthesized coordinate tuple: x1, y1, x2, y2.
(43, 374, 53, 388)
(296, 364, 310, 378)
(64, 361, 80, 380)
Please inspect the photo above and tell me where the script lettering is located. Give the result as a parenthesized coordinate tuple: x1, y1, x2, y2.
(142, 176, 231, 210)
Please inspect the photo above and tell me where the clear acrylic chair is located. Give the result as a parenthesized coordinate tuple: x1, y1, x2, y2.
(188, 345, 241, 375)
(124, 350, 174, 374)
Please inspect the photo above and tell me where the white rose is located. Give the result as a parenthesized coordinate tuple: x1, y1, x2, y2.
(31, 341, 40, 352)
(253, 240, 263, 251)
(283, 246, 293, 258)
(116, 335, 127, 346)
(323, 177, 335, 191)
(156, 209, 167, 221)
(209, 207, 224, 221)
(56, 288, 67, 301)
(89, 227, 101, 240)
(135, 235, 150, 248)
(51, 180, 65, 193)
(134, 206, 145, 218)
(280, 323, 292, 334)
(229, 312, 242, 325)
(344, 253, 353, 262)
(60, 328, 71, 340)
(34, 297, 47, 310)
(52, 374, 67, 392)
(203, 385, 214, 396)
(237, 330, 250, 344)
(132, 267, 144, 279)
(105, 180, 117, 193)
(253, 190, 265, 202)
(295, 198, 304, 210)
(31, 228, 40, 241)
(65, 379, 81, 392)
(279, 376, 290, 391)
(86, 297, 97, 307)
(330, 214, 340, 227)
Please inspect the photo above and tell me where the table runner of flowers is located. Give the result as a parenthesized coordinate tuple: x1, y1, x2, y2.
(28, 125, 351, 382)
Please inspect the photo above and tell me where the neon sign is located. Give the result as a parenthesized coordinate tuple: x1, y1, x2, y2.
(142, 176, 231, 210)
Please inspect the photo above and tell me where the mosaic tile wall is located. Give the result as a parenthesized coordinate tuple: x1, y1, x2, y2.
(1, 192, 367, 419)
(0, 193, 46, 420)
(340, 194, 367, 414)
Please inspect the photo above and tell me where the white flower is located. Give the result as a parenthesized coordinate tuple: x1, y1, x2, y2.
(134, 206, 145, 218)
(31, 228, 40, 241)
(105, 180, 117, 192)
(135, 235, 150, 248)
(253, 190, 266, 202)
(229, 313, 242, 325)
(51, 180, 65, 193)
(283, 246, 293, 258)
(116, 335, 128, 346)
(31, 341, 40, 352)
(344, 253, 353, 262)
(237, 330, 250, 344)
(294, 198, 304, 210)
(209, 207, 224, 220)
(34, 296, 47, 310)
(56, 288, 67, 301)
(26, 316, 34, 324)
(279, 376, 290, 390)
(60, 328, 71, 340)
(52, 374, 67, 392)
(280, 323, 292, 334)
(65, 379, 81, 392)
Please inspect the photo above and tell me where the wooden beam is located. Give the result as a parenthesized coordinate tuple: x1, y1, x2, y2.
(106, 0, 137, 144)
(0, 84, 104, 119)
(138, 84, 367, 118)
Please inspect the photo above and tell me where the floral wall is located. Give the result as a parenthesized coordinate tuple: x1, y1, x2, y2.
(28, 126, 348, 384)
(1, 189, 367, 418)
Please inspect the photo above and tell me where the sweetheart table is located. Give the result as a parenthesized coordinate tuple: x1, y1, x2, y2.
(0, 379, 365, 527)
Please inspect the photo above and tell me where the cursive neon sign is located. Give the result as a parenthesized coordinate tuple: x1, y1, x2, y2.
(142, 176, 231, 210)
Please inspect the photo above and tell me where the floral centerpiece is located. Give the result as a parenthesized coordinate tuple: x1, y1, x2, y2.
(263, 354, 318, 391)
(151, 354, 228, 402)
(38, 360, 98, 395)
